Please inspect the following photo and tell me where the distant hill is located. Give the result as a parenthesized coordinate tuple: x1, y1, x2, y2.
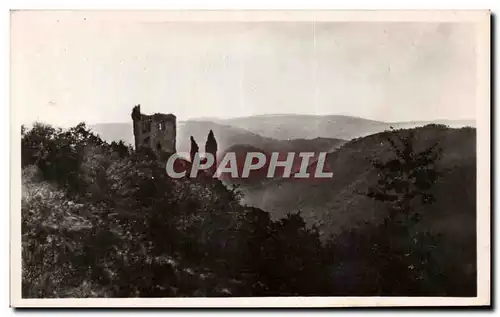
(90, 115, 474, 150)
(212, 114, 475, 140)
(231, 124, 476, 291)
(218, 137, 343, 185)
(237, 124, 476, 238)
(90, 120, 345, 155)
(176, 121, 278, 154)
(88, 121, 269, 152)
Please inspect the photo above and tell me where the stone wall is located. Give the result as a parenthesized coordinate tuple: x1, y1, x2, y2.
(132, 105, 176, 157)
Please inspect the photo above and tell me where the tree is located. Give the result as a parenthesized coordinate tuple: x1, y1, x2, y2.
(367, 129, 442, 229)
(21, 122, 334, 298)
(362, 128, 444, 295)
(189, 136, 199, 164)
(21, 122, 106, 195)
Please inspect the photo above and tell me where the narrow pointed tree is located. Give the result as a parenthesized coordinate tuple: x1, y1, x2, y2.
(205, 130, 218, 175)
(205, 130, 217, 156)
(189, 136, 199, 164)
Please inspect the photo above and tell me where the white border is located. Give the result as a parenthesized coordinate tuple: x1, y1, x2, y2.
(9, 9, 491, 308)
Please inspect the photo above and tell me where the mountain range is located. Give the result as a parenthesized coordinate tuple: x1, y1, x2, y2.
(90, 114, 474, 153)
(88, 115, 476, 284)
(89, 114, 475, 241)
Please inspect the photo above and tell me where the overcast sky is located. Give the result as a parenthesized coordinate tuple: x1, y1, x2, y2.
(12, 12, 477, 127)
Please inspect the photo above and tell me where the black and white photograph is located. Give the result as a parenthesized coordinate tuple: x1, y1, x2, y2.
(10, 10, 491, 307)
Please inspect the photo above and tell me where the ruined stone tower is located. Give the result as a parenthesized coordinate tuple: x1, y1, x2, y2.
(131, 105, 176, 158)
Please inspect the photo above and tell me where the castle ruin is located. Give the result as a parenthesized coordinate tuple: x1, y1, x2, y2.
(131, 104, 218, 178)
(131, 105, 176, 158)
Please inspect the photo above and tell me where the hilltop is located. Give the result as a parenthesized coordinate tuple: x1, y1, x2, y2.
(212, 114, 475, 140)
(90, 115, 474, 151)
(239, 124, 476, 233)
(90, 120, 345, 156)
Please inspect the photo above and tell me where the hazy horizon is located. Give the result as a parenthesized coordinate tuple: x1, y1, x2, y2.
(22, 112, 477, 128)
(12, 11, 478, 127)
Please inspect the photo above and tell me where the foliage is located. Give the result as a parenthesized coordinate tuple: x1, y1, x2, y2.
(339, 128, 469, 296)
(21, 122, 131, 196)
(366, 129, 443, 226)
(21, 123, 331, 297)
(20, 123, 475, 297)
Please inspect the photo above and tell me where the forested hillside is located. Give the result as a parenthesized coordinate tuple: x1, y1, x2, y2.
(21, 123, 476, 297)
